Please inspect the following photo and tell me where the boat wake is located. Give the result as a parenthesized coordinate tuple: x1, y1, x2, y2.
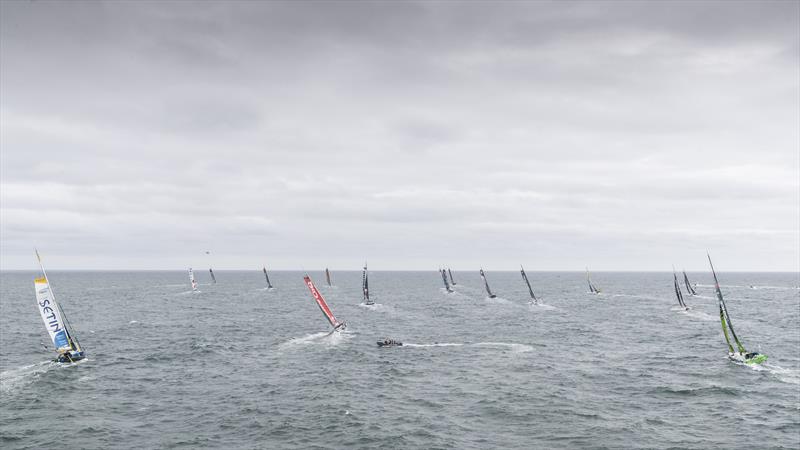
(402, 342, 533, 352)
(682, 309, 715, 321)
(529, 302, 557, 311)
(358, 303, 382, 310)
(279, 330, 350, 348)
(762, 364, 800, 384)
(1, 361, 56, 393)
(176, 290, 201, 296)
(485, 296, 515, 305)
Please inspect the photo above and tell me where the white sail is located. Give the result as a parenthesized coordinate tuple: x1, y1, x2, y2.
(35, 277, 72, 352)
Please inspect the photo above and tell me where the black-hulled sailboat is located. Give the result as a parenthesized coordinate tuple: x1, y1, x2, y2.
(520, 265, 538, 304)
(34, 250, 85, 363)
(708, 253, 766, 365)
(209, 268, 217, 284)
(586, 268, 601, 294)
(448, 268, 457, 286)
(262, 266, 274, 289)
(363, 262, 374, 305)
(325, 268, 332, 286)
(672, 267, 689, 310)
(479, 268, 497, 298)
(682, 270, 697, 295)
(440, 268, 454, 293)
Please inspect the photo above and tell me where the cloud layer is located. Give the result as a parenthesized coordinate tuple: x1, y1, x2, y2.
(1, 1, 798, 270)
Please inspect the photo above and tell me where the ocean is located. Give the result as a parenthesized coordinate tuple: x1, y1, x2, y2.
(1, 270, 798, 449)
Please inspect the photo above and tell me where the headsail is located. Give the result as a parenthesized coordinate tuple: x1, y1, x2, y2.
(448, 268, 457, 286)
(440, 268, 453, 293)
(520, 265, 537, 303)
(672, 268, 687, 309)
(34, 250, 83, 358)
(189, 268, 198, 291)
(682, 270, 697, 295)
(708, 254, 746, 355)
(303, 274, 343, 330)
(479, 268, 497, 298)
(325, 268, 332, 286)
(362, 263, 373, 305)
(209, 268, 217, 284)
(263, 267, 273, 289)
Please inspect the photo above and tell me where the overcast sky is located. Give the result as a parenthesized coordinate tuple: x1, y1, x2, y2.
(1, 0, 798, 271)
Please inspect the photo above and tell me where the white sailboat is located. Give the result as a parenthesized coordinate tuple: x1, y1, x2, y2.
(34, 250, 85, 363)
(189, 268, 198, 291)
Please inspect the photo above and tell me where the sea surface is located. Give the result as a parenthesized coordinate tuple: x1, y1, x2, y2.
(1, 270, 798, 449)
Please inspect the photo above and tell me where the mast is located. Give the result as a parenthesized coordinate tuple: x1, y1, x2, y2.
(263, 267, 273, 289)
(362, 262, 373, 305)
(520, 265, 537, 302)
(708, 253, 746, 354)
(683, 270, 697, 295)
(440, 268, 453, 293)
(479, 268, 496, 298)
(325, 268, 332, 286)
(448, 268, 456, 286)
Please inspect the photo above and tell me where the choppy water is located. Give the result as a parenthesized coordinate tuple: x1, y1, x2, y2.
(1, 270, 798, 449)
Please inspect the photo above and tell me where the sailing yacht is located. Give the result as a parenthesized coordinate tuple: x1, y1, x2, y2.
(34, 250, 85, 363)
(708, 254, 766, 365)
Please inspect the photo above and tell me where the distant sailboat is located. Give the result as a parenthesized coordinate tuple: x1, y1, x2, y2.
(586, 268, 600, 294)
(189, 268, 198, 291)
(262, 267, 273, 289)
(682, 270, 697, 295)
(520, 265, 538, 304)
(708, 253, 766, 365)
(325, 268, 332, 286)
(34, 250, 85, 363)
(440, 268, 454, 293)
(362, 263, 374, 305)
(303, 274, 345, 331)
(672, 267, 689, 310)
(479, 268, 497, 298)
(448, 268, 457, 286)
(205, 251, 216, 283)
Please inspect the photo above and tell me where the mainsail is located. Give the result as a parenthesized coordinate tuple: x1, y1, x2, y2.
(263, 267, 273, 289)
(520, 265, 537, 303)
(209, 268, 217, 284)
(440, 268, 453, 293)
(672, 268, 688, 309)
(479, 268, 497, 298)
(325, 268, 332, 286)
(586, 268, 600, 294)
(189, 268, 198, 291)
(708, 254, 747, 355)
(34, 250, 83, 358)
(362, 263, 373, 305)
(303, 274, 343, 330)
(448, 268, 457, 286)
(682, 270, 697, 295)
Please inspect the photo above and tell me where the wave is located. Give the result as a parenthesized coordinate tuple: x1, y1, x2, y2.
(683, 310, 716, 321)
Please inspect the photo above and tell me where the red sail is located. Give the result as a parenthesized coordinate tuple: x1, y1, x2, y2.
(304, 275, 339, 328)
